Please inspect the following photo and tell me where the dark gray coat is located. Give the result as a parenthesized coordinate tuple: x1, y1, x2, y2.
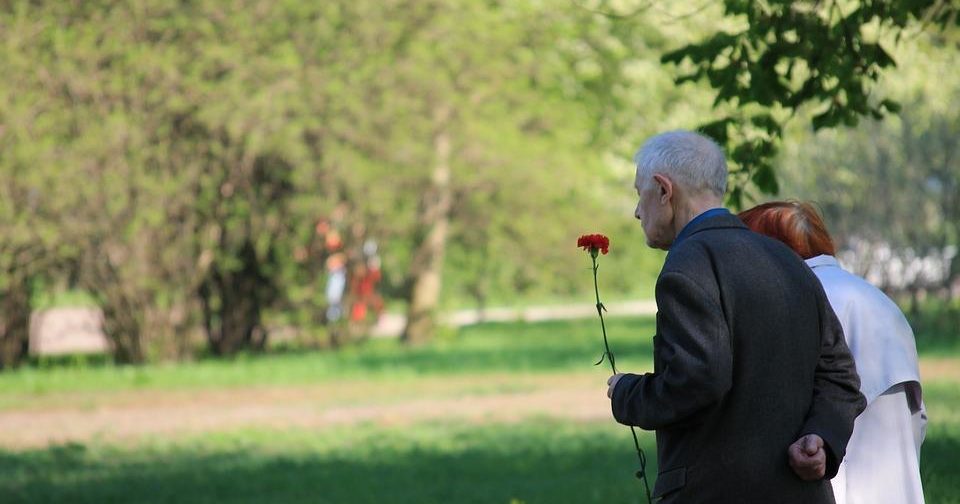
(612, 213, 866, 503)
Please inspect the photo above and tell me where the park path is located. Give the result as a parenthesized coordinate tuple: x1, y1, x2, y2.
(9, 300, 658, 449)
(1, 358, 957, 449)
(14, 303, 957, 450)
(369, 299, 658, 337)
(30, 300, 658, 354)
(0, 373, 612, 449)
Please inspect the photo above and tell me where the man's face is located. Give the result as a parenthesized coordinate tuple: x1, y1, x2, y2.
(634, 171, 673, 250)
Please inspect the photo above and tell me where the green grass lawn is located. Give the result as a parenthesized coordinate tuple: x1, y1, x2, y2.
(0, 317, 958, 503)
(1, 411, 958, 503)
(0, 421, 656, 504)
(0, 318, 657, 398)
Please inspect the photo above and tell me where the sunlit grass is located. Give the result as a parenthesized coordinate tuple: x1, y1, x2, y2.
(0, 317, 958, 503)
(1, 405, 958, 504)
(0, 318, 656, 397)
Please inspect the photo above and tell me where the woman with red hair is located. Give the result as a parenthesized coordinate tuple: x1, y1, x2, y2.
(739, 201, 926, 504)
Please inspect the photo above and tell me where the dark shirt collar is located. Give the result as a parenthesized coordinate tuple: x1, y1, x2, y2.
(672, 207, 730, 248)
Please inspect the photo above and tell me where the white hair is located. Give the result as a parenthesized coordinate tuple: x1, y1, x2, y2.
(634, 130, 728, 197)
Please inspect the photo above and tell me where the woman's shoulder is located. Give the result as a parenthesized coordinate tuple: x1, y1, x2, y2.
(817, 267, 912, 330)
(816, 265, 886, 300)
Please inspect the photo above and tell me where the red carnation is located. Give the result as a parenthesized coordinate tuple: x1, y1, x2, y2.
(575, 230, 650, 499)
(577, 233, 610, 255)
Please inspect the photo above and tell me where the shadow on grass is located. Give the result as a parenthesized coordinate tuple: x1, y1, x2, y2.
(3, 420, 958, 504)
(0, 422, 657, 504)
(5, 429, 957, 504)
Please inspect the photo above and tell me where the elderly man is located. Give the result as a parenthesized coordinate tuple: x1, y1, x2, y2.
(607, 131, 865, 503)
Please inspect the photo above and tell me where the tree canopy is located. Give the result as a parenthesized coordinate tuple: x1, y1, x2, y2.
(0, 0, 956, 366)
(662, 0, 959, 206)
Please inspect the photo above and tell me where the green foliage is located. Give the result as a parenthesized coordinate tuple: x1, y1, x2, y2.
(908, 299, 960, 353)
(1, 0, 692, 358)
(663, 0, 960, 203)
(3, 0, 954, 361)
(776, 31, 959, 305)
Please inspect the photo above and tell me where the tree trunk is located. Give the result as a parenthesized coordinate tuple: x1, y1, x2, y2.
(200, 241, 268, 355)
(0, 279, 31, 369)
(84, 256, 147, 365)
(402, 104, 453, 345)
(101, 300, 146, 365)
(145, 300, 197, 360)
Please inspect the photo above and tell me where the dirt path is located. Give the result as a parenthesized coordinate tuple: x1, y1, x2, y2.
(919, 357, 960, 383)
(31, 300, 659, 354)
(0, 373, 611, 449)
(1, 358, 956, 450)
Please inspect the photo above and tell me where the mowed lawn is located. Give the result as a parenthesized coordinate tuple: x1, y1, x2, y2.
(0, 317, 958, 503)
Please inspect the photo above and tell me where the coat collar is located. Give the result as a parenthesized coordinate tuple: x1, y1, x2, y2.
(804, 254, 840, 269)
(670, 210, 747, 249)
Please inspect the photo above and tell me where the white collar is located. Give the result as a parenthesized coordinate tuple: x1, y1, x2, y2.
(805, 254, 840, 269)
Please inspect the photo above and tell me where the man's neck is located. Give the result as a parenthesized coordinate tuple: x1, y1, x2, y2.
(671, 197, 724, 238)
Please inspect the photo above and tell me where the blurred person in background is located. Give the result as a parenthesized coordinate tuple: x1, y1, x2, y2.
(740, 201, 926, 504)
(317, 216, 349, 324)
(325, 252, 347, 323)
(349, 239, 384, 324)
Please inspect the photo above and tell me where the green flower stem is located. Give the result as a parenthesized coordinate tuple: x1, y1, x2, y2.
(592, 254, 616, 373)
(591, 251, 652, 504)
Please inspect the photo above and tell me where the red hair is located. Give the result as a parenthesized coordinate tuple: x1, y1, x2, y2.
(738, 201, 836, 259)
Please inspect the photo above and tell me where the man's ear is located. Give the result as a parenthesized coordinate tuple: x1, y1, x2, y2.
(652, 174, 673, 204)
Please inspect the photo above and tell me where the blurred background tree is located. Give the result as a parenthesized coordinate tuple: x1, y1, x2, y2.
(662, 0, 959, 206)
(779, 28, 960, 341)
(0, 0, 956, 366)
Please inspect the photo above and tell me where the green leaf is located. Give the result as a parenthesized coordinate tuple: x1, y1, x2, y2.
(880, 99, 902, 114)
(750, 162, 779, 195)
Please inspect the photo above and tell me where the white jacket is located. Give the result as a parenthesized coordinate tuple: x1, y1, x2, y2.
(806, 254, 926, 504)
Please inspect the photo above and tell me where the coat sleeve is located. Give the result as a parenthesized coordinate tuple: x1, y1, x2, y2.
(801, 289, 867, 479)
(611, 270, 733, 430)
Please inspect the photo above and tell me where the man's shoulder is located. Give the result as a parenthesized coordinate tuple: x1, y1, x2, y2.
(657, 231, 736, 287)
(663, 225, 756, 267)
(662, 225, 813, 284)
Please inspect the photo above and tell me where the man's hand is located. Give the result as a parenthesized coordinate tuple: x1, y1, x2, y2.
(607, 373, 625, 399)
(788, 434, 826, 481)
